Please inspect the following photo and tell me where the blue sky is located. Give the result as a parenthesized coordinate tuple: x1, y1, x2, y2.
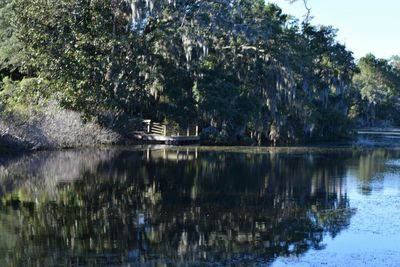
(267, 0, 400, 59)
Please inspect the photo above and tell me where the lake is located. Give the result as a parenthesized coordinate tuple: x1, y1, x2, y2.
(0, 145, 400, 266)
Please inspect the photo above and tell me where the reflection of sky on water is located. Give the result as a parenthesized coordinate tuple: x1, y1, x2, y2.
(274, 162, 400, 266)
(386, 159, 400, 167)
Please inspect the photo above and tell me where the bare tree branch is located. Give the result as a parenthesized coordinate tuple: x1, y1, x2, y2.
(287, 0, 312, 23)
(303, 0, 311, 22)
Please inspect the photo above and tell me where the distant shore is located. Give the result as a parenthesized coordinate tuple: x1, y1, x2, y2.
(1, 123, 400, 154)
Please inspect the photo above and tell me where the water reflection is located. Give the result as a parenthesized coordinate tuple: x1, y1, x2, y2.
(347, 149, 400, 194)
(0, 147, 398, 266)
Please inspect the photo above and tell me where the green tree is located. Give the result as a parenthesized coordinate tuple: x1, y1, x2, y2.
(0, 0, 26, 80)
(5, 0, 359, 143)
(351, 54, 400, 126)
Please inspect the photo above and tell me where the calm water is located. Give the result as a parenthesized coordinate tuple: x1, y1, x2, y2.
(0, 146, 400, 266)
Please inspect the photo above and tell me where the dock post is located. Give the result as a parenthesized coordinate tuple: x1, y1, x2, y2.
(195, 125, 199, 136)
(147, 121, 151, 133)
(187, 127, 190, 136)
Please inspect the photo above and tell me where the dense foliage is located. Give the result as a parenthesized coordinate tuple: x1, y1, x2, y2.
(349, 54, 400, 126)
(0, 0, 399, 144)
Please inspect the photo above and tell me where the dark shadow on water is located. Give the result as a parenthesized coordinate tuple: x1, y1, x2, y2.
(0, 146, 398, 266)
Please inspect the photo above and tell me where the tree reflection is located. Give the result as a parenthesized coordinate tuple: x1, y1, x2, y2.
(0, 148, 359, 266)
(347, 149, 400, 194)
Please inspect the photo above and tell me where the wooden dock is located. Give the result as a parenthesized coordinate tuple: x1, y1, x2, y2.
(134, 120, 200, 144)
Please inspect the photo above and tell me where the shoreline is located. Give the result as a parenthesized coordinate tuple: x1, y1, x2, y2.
(2, 137, 400, 156)
(1, 116, 399, 154)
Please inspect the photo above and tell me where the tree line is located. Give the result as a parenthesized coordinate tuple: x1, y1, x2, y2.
(0, 0, 399, 144)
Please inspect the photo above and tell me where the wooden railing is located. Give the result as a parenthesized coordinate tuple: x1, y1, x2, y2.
(143, 120, 199, 137)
